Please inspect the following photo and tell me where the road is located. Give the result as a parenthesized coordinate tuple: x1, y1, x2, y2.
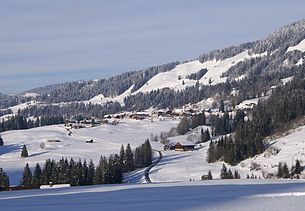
(144, 150, 163, 183)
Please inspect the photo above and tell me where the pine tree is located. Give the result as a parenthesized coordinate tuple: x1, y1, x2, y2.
(119, 145, 125, 171)
(282, 163, 290, 178)
(113, 154, 123, 183)
(0, 168, 10, 187)
(277, 162, 283, 178)
(32, 163, 42, 185)
(207, 141, 216, 163)
(125, 144, 135, 172)
(208, 170, 213, 180)
(234, 170, 240, 179)
(57, 158, 69, 184)
(21, 145, 29, 157)
(81, 160, 89, 186)
(0, 134, 3, 146)
(21, 163, 32, 186)
(87, 159, 95, 185)
(134, 147, 143, 168)
(220, 164, 227, 179)
(143, 140, 152, 167)
(227, 169, 233, 179)
(42, 159, 52, 184)
(295, 159, 303, 175)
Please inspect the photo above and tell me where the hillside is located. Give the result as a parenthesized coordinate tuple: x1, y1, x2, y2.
(0, 19, 304, 117)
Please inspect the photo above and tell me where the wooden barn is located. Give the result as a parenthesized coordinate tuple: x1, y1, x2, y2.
(175, 142, 195, 151)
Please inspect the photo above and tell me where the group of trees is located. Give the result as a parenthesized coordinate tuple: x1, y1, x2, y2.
(186, 68, 208, 80)
(20, 159, 97, 187)
(208, 136, 233, 164)
(200, 128, 211, 143)
(220, 164, 241, 179)
(177, 112, 206, 135)
(134, 140, 152, 168)
(18, 141, 152, 187)
(0, 115, 64, 133)
(277, 160, 303, 179)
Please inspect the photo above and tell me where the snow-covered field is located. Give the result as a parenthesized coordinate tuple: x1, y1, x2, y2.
(134, 50, 267, 94)
(1, 180, 305, 211)
(0, 118, 179, 185)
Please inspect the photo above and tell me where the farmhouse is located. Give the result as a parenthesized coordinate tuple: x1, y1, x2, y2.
(175, 142, 195, 151)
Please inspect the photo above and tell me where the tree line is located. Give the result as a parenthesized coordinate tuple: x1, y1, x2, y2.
(0, 141, 153, 189)
(0, 115, 64, 133)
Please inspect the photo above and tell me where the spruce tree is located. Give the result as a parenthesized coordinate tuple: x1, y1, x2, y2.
(227, 169, 233, 179)
(0, 134, 3, 146)
(207, 141, 216, 163)
(220, 164, 227, 179)
(234, 170, 240, 179)
(134, 147, 143, 168)
(125, 144, 135, 172)
(143, 140, 152, 167)
(0, 168, 10, 187)
(21, 163, 32, 186)
(82, 160, 89, 186)
(21, 145, 29, 157)
(32, 163, 42, 185)
(208, 170, 213, 180)
(295, 159, 303, 175)
(42, 159, 52, 184)
(282, 163, 290, 178)
(119, 145, 125, 171)
(277, 162, 283, 178)
(87, 159, 95, 185)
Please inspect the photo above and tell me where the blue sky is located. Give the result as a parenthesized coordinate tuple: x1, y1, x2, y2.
(0, 0, 305, 94)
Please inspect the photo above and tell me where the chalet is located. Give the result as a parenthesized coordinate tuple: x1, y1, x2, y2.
(175, 142, 195, 151)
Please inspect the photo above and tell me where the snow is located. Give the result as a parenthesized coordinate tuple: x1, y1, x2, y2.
(86, 85, 134, 106)
(235, 97, 262, 110)
(23, 93, 39, 98)
(0, 114, 14, 122)
(281, 76, 294, 85)
(150, 140, 251, 183)
(287, 39, 305, 52)
(5, 101, 37, 114)
(235, 74, 246, 81)
(134, 50, 267, 94)
(1, 180, 305, 211)
(195, 98, 214, 110)
(0, 118, 179, 185)
(40, 184, 71, 189)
